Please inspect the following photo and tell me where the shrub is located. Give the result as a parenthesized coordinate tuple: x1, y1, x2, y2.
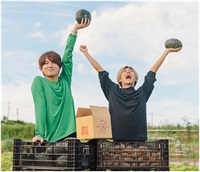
(1, 123, 35, 140)
(1, 139, 13, 152)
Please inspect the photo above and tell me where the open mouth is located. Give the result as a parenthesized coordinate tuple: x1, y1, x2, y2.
(126, 75, 132, 79)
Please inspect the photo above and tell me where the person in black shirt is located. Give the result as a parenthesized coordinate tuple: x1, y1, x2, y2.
(79, 45, 181, 140)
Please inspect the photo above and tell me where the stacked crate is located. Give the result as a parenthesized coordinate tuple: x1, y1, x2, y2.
(13, 139, 169, 171)
(96, 139, 169, 171)
(12, 138, 96, 171)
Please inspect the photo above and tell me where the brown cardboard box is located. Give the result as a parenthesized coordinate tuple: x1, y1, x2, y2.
(76, 105, 112, 140)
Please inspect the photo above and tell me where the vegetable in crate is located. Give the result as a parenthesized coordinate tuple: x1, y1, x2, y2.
(46, 142, 69, 153)
(35, 153, 51, 166)
(56, 155, 68, 167)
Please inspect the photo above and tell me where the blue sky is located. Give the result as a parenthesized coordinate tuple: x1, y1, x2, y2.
(1, 1, 199, 126)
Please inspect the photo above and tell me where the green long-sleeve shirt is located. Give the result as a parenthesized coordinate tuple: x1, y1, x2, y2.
(31, 34, 77, 142)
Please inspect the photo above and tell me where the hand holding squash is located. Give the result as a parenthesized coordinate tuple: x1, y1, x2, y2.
(165, 38, 183, 48)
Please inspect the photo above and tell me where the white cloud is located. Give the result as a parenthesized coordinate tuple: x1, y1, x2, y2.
(27, 30, 45, 39)
(34, 22, 42, 28)
(106, 63, 127, 71)
(77, 63, 87, 74)
(72, 80, 108, 110)
(2, 49, 41, 84)
(147, 98, 198, 126)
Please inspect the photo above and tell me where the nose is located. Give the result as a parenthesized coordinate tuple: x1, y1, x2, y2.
(47, 61, 53, 67)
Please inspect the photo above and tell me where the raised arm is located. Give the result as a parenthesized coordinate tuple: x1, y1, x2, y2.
(79, 45, 104, 73)
(61, 19, 90, 83)
(150, 47, 182, 73)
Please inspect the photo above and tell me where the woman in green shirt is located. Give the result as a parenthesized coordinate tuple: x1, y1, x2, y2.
(31, 19, 90, 143)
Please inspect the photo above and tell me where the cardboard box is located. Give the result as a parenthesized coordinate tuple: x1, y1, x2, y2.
(76, 105, 112, 140)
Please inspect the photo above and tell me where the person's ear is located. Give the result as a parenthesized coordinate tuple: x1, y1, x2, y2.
(119, 77, 122, 83)
(58, 67, 62, 74)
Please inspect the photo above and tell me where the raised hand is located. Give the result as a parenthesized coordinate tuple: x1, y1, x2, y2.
(166, 47, 182, 53)
(79, 45, 88, 54)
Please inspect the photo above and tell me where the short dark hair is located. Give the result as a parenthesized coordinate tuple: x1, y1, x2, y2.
(38, 51, 62, 69)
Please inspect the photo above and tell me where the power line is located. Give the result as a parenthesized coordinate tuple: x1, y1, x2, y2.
(2, 101, 33, 109)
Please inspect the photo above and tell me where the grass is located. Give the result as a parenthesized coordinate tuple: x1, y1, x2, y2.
(170, 164, 199, 171)
(1, 152, 13, 171)
(1, 152, 199, 171)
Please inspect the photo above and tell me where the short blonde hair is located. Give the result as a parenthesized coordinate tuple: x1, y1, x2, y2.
(117, 66, 138, 87)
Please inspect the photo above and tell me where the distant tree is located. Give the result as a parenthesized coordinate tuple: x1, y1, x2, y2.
(1, 116, 31, 125)
(182, 116, 190, 127)
(5, 120, 26, 125)
(1, 115, 8, 124)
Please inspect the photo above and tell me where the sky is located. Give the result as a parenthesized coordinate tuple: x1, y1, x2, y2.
(1, 1, 199, 126)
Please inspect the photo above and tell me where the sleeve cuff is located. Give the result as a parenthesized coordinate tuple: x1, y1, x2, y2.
(148, 70, 156, 77)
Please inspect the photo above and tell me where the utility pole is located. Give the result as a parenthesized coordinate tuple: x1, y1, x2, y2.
(151, 113, 153, 126)
(16, 108, 19, 120)
(7, 101, 10, 120)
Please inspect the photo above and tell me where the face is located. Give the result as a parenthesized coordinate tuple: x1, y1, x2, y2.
(119, 67, 137, 88)
(40, 58, 61, 81)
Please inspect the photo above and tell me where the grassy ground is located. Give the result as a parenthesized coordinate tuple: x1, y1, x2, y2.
(1, 152, 199, 171)
(1, 152, 13, 171)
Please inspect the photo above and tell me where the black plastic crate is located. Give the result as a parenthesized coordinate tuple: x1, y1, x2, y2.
(96, 139, 169, 171)
(13, 138, 96, 171)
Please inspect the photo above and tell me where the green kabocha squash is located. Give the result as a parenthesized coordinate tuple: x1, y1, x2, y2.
(165, 38, 183, 48)
(34, 153, 51, 166)
(56, 155, 68, 167)
(46, 142, 69, 153)
(76, 9, 91, 24)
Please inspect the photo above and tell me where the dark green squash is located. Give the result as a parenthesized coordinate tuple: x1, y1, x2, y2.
(56, 155, 68, 167)
(165, 38, 183, 48)
(46, 142, 69, 153)
(75, 9, 91, 24)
